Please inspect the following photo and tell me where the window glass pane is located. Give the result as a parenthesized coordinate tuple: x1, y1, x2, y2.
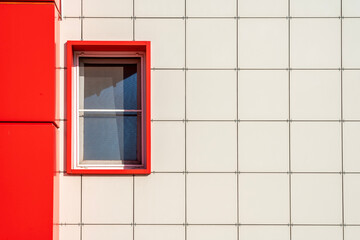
(81, 112, 140, 161)
(80, 62, 139, 110)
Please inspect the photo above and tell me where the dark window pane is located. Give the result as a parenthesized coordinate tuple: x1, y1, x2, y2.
(82, 113, 139, 161)
(82, 63, 138, 109)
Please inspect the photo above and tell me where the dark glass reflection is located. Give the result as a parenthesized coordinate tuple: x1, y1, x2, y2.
(83, 63, 138, 109)
(83, 113, 139, 161)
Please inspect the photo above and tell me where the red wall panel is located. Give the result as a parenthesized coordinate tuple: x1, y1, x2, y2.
(0, 3, 59, 124)
(0, 123, 56, 240)
(0, 2, 60, 239)
(0, 0, 61, 12)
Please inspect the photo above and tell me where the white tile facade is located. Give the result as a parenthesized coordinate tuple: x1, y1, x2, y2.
(239, 174, 289, 224)
(290, 0, 340, 17)
(290, 19, 341, 68)
(58, 0, 360, 239)
(240, 226, 290, 240)
(238, 70, 288, 119)
(187, 19, 237, 68)
(238, 19, 288, 68)
(292, 226, 343, 240)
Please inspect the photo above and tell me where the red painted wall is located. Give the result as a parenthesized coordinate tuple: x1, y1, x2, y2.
(0, 3, 59, 125)
(0, 124, 56, 240)
(0, 2, 60, 240)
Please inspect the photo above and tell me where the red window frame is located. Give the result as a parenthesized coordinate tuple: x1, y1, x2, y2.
(66, 41, 151, 174)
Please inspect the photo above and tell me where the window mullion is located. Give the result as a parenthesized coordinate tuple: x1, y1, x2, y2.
(78, 109, 142, 113)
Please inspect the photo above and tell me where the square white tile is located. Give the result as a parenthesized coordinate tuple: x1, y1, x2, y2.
(238, 0, 288, 17)
(343, 71, 360, 120)
(83, 0, 133, 17)
(62, 0, 81, 17)
(187, 19, 236, 68)
(343, 0, 360, 16)
(59, 18, 81, 68)
(290, 0, 340, 17)
(82, 176, 133, 223)
(291, 19, 340, 68)
(135, 225, 185, 240)
(238, 70, 288, 120)
(151, 70, 185, 120)
(344, 174, 360, 224)
(291, 122, 341, 172)
(187, 70, 237, 120)
(239, 174, 289, 224)
(343, 19, 360, 68)
(345, 226, 360, 240)
(187, 122, 237, 172)
(83, 18, 132, 40)
(292, 226, 342, 240)
(59, 174, 81, 223)
(238, 19, 288, 68)
(135, 19, 185, 68)
(186, 0, 236, 17)
(187, 173, 237, 224)
(238, 122, 289, 172)
(151, 122, 185, 172)
(135, 0, 184, 17)
(134, 173, 185, 223)
(290, 70, 341, 120)
(187, 226, 237, 240)
(239, 226, 290, 240)
(82, 225, 132, 240)
(343, 123, 360, 172)
(291, 174, 342, 224)
(59, 225, 80, 240)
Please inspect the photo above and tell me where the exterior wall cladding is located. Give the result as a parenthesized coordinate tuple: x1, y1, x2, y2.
(58, 0, 360, 240)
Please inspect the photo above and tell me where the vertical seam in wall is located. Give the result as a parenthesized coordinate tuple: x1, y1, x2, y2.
(184, 0, 188, 239)
(80, 175, 83, 240)
(132, 0, 135, 41)
(132, 1, 136, 239)
(288, 0, 292, 239)
(133, 175, 135, 240)
(236, 0, 239, 238)
(80, 0, 83, 41)
(340, 0, 345, 239)
(80, 1, 84, 239)
(80, 0, 84, 238)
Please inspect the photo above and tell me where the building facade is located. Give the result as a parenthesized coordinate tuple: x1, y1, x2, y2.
(1, 0, 360, 239)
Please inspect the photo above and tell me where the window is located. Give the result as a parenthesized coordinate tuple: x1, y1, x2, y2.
(66, 41, 151, 174)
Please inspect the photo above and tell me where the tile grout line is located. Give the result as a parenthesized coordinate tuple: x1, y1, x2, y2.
(154, 67, 357, 70)
(58, 222, 356, 226)
(236, 0, 240, 238)
(132, 0, 135, 41)
(151, 119, 360, 122)
(132, 176, 135, 240)
(63, 16, 360, 19)
(184, 0, 188, 239)
(80, 0, 84, 239)
(340, 0, 345, 239)
(132, 1, 136, 240)
(288, 0, 292, 239)
(57, 170, 360, 174)
(80, 0, 83, 41)
(147, 67, 360, 70)
(80, 175, 83, 240)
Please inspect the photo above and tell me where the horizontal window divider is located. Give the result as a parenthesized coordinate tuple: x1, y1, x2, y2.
(79, 109, 141, 112)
